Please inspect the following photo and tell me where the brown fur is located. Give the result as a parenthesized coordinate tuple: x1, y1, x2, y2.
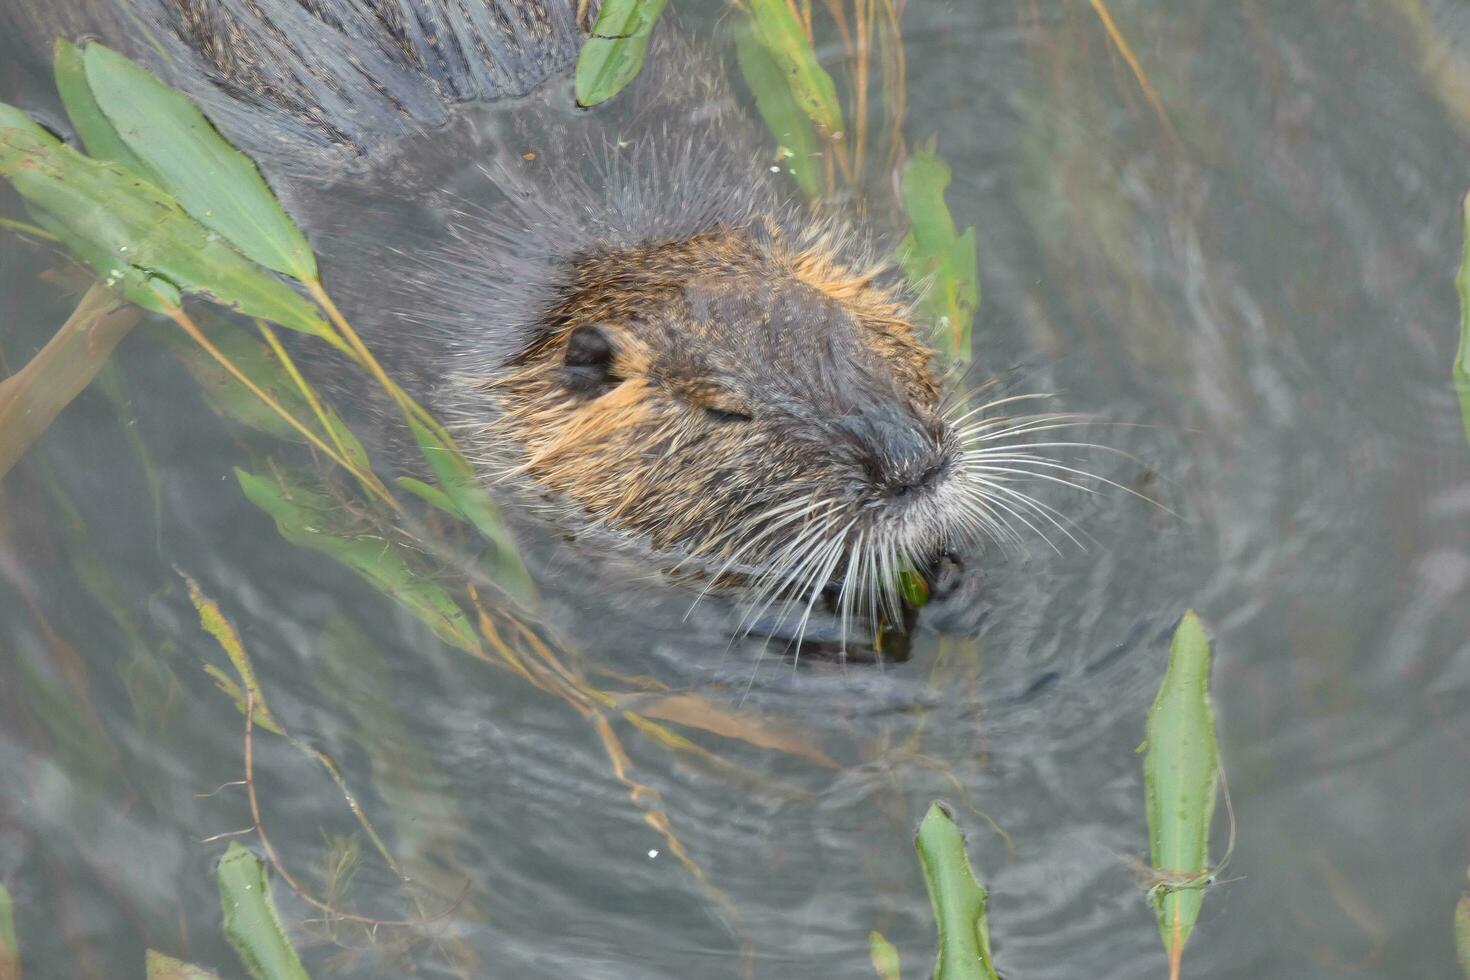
(482, 221, 944, 564)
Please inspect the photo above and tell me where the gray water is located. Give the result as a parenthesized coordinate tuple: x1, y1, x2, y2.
(3, 2, 1470, 978)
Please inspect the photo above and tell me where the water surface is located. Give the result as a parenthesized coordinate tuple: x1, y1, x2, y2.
(3, 2, 1469, 978)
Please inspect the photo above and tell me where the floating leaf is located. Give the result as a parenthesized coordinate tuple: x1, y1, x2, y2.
(914, 802, 1000, 980)
(869, 930, 902, 980)
(0, 880, 17, 980)
(236, 468, 482, 653)
(899, 142, 979, 363)
(575, 0, 672, 107)
(146, 950, 221, 980)
(734, 21, 822, 199)
(1143, 610, 1220, 979)
(744, 0, 844, 138)
(53, 39, 151, 177)
(1454, 191, 1470, 449)
(406, 417, 535, 606)
(0, 108, 331, 337)
(83, 42, 317, 281)
(216, 843, 311, 980)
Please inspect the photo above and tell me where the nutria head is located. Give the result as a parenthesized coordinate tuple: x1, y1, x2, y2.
(475, 223, 986, 634)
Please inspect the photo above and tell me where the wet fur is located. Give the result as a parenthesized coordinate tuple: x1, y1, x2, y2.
(18, 1, 998, 643)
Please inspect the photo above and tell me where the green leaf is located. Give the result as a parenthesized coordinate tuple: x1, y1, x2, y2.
(83, 42, 317, 281)
(236, 468, 483, 653)
(0, 109, 333, 338)
(734, 21, 822, 200)
(216, 843, 311, 980)
(1454, 191, 1470, 449)
(395, 476, 463, 516)
(1143, 610, 1220, 971)
(53, 39, 152, 177)
(744, 0, 844, 138)
(0, 880, 17, 980)
(406, 417, 536, 606)
(146, 950, 222, 980)
(575, 0, 672, 107)
(1456, 890, 1470, 980)
(898, 567, 930, 608)
(869, 930, 902, 980)
(159, 318, 312, 440)
(914, 803, 1000, 980)
(899, 143, 979, 364)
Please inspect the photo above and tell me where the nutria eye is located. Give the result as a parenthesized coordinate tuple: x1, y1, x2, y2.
(702, 405, 751, 423)
(562, 323, 618, 392)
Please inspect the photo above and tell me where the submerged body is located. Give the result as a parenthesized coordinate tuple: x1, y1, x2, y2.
(8, 0, 1011, 642)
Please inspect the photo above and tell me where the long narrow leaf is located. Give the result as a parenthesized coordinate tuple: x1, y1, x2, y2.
(899, 142, 979, 364)
(575, 0, 672, 107)
(914, 802, 1000, 980)
(0, 107, 332, 339)
(734, 22, 822, 199)
(83, 43, 317, 281)
(53, 39, 152, 177)
(744, 0, 844, 138)
(216, 843, 311, 980)
(406, 417, 535, 605)
(236, 468, 482, 653)
(1143, 610, 1220, 978)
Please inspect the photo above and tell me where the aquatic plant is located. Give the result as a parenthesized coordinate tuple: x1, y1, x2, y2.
(1142, 610, 1225, 980)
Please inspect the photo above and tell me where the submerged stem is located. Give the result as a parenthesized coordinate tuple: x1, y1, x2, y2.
(167, 305, 402, 514)
(0, 282, 140, 481)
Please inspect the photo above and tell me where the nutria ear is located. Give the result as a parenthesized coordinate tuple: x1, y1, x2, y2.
(562, 323, 619, 392)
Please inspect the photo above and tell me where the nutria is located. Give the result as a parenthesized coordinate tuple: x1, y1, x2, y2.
(6, 0, 1043, 643)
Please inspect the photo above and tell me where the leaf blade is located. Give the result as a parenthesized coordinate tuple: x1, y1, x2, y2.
(575, 0, 672, 107)
(1143, 610, 1220, 970)
(83, 42, 317, 281)
(216, 843, 311, 980)
(53, 39, 153, 177)
(914, 803, 1000, 980)
(0, 108, 333, 337)
(744, 0, 844, 138)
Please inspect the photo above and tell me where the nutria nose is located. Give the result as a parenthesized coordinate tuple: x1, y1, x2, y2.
(837, 410, 948, 498)
(890, 460, 947, 498)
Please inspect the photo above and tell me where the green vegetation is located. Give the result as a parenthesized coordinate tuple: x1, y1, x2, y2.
(218, 844, 312, 980)
(0, 21, 1244, 980)
(899, 144, 979, 364)
(914, 803, 1001, 980)
(1143, 611, 1222, 980)
(575, 0, 673, 107)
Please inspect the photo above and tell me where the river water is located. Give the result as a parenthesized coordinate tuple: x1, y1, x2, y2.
(3, 2, 1469, 978)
